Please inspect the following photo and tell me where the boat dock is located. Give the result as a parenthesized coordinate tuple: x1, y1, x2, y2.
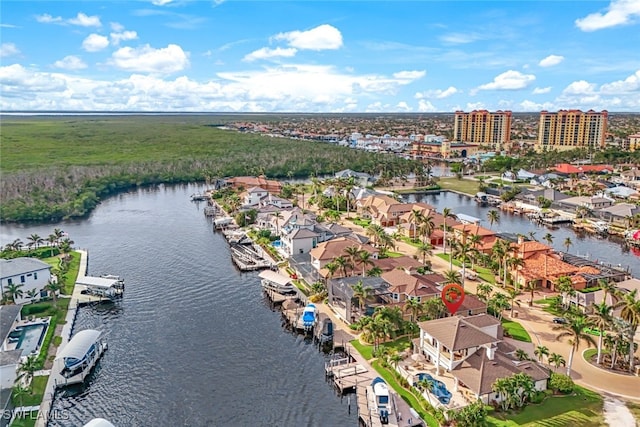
(230, 243, 274, 271)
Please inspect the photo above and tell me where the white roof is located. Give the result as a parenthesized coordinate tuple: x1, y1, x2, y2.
(455, 213, 481, 224)
(76, 276, 120, 289)
(258, 270, 292, 287)
(57, 329, 101, 361)
(83, 419, 115, 427)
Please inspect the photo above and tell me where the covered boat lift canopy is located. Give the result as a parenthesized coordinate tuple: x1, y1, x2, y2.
(76, 276, 123, 298)
(56, 329, 102, 368)
(258, 270, 292, 287)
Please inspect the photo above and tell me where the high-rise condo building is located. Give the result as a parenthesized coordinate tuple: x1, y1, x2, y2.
(535, 110, 608, 152)
(453, 110, 512, 151)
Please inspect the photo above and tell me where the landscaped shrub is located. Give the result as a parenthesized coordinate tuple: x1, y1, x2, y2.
(549, 372, 574, 394)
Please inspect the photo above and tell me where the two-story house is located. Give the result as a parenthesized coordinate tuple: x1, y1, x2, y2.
(243, 186, 270, 207)
(417, 315, 549, 404)
(1, 258, 51, 304)
(309, 237, 378, 279)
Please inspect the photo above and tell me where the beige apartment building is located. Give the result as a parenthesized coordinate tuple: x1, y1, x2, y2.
(453, 110, 512, 151)
(535, 109, 608, 152)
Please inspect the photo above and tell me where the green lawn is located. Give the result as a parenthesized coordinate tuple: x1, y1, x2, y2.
(436, 253, 496, 284)
(41, 250, 80, 294)
(350, 337, 412, 361)
(501, 319, 532, 343)
(487, 386, 604, 426)
(9, 412, 39, 427)
(436, 177, 480, 197)
(371, 360, 439, 427)
(12, 375, 48, 407)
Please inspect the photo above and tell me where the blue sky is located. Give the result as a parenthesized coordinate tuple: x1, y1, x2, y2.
(1, 0, 639, 112)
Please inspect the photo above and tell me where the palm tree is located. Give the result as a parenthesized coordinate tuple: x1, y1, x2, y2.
(366, 224, 385, 247)
(12, 384, 30, 408)
(352, 280, 373, 314)
(27, 233, 43, 250)
(487, 209, 500, 229)
(389, 351, 403, 372)
(16, 355, 39, 386)
(356, 250, 374, 276)
(589, 301, 613, 366)
(441, 207, 454, 254)
(534, 345, 549, 363)
(4, 283, 24, 304)
(508, 256, 525, 290)
(26, 288, 39, 303)
(476, 283, 493, 302)
(47, 234, 57, 256)
(404, 298, 423, 322)
(408, 208, 424, 241)
(548, 352, 566, 372)
(418, 212, 435, 244)
(506, 288, 521, 318)
(444, 270, 462, 285)
(324, 262, 339, 282)
(44, 280, 62, 306)
(524, 279, 539, 307)
(332, 256, 352, 279)
(272, 210, 283, 236)
(366, 266, 383, 277)
(613, 289, 640, 373)
(467, 234, 482, 269)
(555, 275, 575, 309)
(563, 237, 573, 253)
(343, 246, 362, 276)
(515, 348, 530, 361)
(543, 233, 554, 247)
(553, 315, 597, 377)
(415, 242, 433, 266)
(598, 278, 617, 305)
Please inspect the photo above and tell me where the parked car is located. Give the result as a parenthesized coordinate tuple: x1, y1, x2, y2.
(458, 269, 477, 280)
(552, 317, 567, 324)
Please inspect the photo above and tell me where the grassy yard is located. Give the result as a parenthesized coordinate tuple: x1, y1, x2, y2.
(436, 253, 496, 284)
(12, 375, 48, 407)
(21, 298, 70, 369)
(487, 386, 604, 426)
(42, 250, 81, 294)
(501, 319, 532, 343)
(626, 401, 640, 425)
(350, 337, 412, 360)
(436, 177, 480, 196)
(9, 412, 39, 427)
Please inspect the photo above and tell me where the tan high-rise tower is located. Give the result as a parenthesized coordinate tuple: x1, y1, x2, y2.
(535, 110, 608, 152)
(453, 110, 512, 151)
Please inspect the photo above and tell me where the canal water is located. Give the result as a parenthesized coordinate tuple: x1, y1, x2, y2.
(403, 191, 640, 276)
(2, 186, 639, 426)
(1, 184, 356, 427)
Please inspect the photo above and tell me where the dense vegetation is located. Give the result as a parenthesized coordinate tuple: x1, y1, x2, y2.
(0, 116, 419, 222)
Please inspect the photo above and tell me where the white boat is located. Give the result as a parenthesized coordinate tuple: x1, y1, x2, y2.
(371, 377, 391, 424)
(258, 270, 296, 294)
(53, 329, 107, 388)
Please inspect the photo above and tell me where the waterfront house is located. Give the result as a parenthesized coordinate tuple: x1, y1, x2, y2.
(451, 224, 499, 254)
(280, 228, 319, 256)
(620, 169, 640, 185)
(397, 206, 460, 246)
(224, 175, 282, 193)
(358, 194, 399, 221)
(416, 314, 549, 404)
(373, 256, 424, 274)
(555, 195, 614, 211)
(309, 237, 379, 279)
(0, 258, 51, 305)
(383, 269, 440, 304)
(604, 186, 639, 200)
(596, 202, 640, 228)
(327, 276, 391, 322)
(554, 163, 613, 176)
(334, 169, 375, 186)
(243, 187, 269, 207)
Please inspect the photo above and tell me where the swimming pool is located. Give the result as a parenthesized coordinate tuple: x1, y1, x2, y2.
(272, 240, 282, 248)
(16, 323, 48, 356)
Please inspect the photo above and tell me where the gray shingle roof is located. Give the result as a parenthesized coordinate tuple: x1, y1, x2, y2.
(0, 305, 22, 343)
(1, 257, 51, 279)
(0, 349, 23, 367)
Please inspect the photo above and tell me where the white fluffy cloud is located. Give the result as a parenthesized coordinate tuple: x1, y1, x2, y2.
(0, 43, 20, 57)
(53, 55, 87, 70)
(243, 47, 297, 62)
(532, 87, 552, 94)
(110, 30, 138, 45)
(82, 34, 109, 52)
(575, 0, 640, 31)
(109, 44, 189, 74)
(600, 69, 640, 93)
(538, 55, 564, 67)
(393, 70, 426, 80)
(415, 86, 459, 99)
(36, 12, 101, 27)
(417, 99, 437, 112)
(475, 70, 536, 92)
(273, 24, 343, 50)
(563, 80, 597, 95)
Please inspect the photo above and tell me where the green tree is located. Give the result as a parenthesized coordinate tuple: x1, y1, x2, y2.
(441, 207, 455, 254)
(415, 242, 433, 266)
(548, 352, 566, 372)
(333, 256, 352, 279)
(356, 250, 374, 276)
(351, 280, 372, 313)
(4, 282, 24, 304)
(44, 280, 62, 306)
(16, 354, 39, 386)
(487, 209, 500, 229)
(563, 237, 573, 253)
(534, 345, 549, 363)
(613, 288, 640, 373)
(589, 301, 612, 365)
(543, 232, 554, 247)
(553, 315, 596, 377)
(403, 297, 423, 323)
(476, 283, 493, 302)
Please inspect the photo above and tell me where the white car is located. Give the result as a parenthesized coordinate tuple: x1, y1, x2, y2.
(458, 269, 477, 280)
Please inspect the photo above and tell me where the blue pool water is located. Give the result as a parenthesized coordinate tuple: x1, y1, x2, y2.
(16, 323, 47, 356)
(272, 240, 282, 248)
(415, 372, 452, 404)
